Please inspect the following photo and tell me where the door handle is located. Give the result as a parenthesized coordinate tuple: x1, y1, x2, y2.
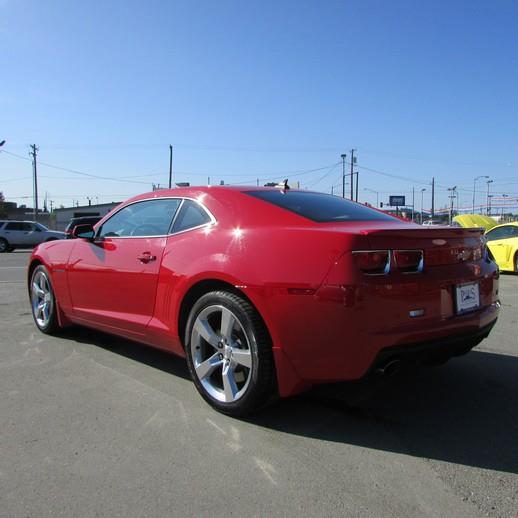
(138, 252, 156, 264)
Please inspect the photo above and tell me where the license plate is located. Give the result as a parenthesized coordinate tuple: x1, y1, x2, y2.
(455, 282, 480, 314)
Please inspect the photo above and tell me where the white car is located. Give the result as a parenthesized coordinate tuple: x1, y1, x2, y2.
(0, 221, 65, 252)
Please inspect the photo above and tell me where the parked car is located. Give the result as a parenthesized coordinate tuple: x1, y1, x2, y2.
(65, 216, 102, 239)
(0, 220, 65, 252)
(483, 222, 518, 272)
(28, 187, 500, 415)
(451, 215, 516, 272)
(422, 218, 447, 227)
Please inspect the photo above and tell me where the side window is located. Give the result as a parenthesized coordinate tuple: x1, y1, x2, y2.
(98, 199, 181, 238)
(172, 200, 212, 233)
(22, 223, 36, 231)
(5, 222, 23, 231)
(486, 226, 512, 241)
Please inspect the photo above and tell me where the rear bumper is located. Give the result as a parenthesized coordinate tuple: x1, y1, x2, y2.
(271, 301, 499, 397)
(370, 317, 497, 373)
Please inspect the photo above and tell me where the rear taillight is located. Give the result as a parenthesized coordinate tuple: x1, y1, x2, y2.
(393, 250, 424, 273)
(353, 249, 425, 275)
(353, 250, 390, 274)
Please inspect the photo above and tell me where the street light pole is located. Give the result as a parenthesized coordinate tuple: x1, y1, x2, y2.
(473, 175, 489, 213)
(363, 188, 379, 208)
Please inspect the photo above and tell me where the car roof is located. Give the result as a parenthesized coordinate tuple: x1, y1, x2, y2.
(486, 221, 518, 231)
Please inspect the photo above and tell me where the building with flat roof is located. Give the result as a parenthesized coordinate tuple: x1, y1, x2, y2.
(53, 202, 120, 231)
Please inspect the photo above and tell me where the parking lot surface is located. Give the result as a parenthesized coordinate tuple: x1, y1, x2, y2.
(1, 250, 517, 517)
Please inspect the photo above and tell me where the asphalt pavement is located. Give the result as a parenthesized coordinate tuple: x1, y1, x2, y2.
(1, 250, 517, 517)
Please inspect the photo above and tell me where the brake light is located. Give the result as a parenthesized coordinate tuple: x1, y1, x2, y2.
(472, 245, 483, 261)
(393, 250, 424, 273)
(353, 250, 390, 274)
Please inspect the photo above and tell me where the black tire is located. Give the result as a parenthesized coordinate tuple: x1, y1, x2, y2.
(185, 290, 275, 416)
(29, 265, 59, 334)
(514, 252, 518, 274)
(0, 238, 9, 253)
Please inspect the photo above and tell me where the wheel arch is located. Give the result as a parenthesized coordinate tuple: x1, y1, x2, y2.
(177, 279, 273, 351)
(27, 259, 43, 292)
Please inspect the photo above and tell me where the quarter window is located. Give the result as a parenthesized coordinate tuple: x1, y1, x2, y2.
(172, 200, 212, 233)
(98, 199, 182, 238)
(486, 226, 516, 241)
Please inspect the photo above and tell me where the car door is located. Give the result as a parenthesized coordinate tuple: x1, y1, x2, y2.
(67, 198, 182, 336)
(3, 222, 26, 246)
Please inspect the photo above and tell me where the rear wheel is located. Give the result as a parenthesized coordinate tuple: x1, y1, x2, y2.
(185, 291, 275, 416)
(0, 238, 9, 253)
(30, 265, 59, 334)
(514, 252, 518, 273)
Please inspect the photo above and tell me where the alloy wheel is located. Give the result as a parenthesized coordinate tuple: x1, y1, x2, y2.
(31, 270, 54, 329)
(190, 305, 253, 403)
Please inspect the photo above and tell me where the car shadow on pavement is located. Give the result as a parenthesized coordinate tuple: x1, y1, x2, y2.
(249, 350, 518, 475)
(59, 326, 191, 381)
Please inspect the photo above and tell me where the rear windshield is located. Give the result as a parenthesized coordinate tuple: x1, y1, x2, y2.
(245, 190, 395, 223)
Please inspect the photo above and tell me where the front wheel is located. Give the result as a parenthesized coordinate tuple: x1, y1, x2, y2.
(0, 238, 9, 253)
(30, 265, 59, 334)
(185, 291, 275, 416)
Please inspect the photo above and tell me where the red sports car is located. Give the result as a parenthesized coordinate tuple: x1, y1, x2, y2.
(29, 187, 500, 415)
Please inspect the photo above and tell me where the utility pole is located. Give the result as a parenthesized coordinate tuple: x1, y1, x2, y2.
(354, 172, 359, 202)
(431, 177, 435, 219)
(29, 144, 39, 222)
(341, 154, 347, 198)
(411, 187, 415, 222)
(50, 200, 54, 213)
(447, 186, 457, 225)
(168, 145, 173, 189)
(473, 175, 489, 213)
(486, 179, 493, 215)
(420, 188, 426, 223)
(349, 149, 356, 200)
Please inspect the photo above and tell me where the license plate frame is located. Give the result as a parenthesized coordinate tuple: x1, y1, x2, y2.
(455, 281, 480, 314)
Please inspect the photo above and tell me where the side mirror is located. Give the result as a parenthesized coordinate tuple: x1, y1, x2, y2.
(73, 224, 96, 240)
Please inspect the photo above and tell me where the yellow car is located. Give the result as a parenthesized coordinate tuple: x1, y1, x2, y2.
(485, 222, 518, 272)
(453, 215, 518, 272)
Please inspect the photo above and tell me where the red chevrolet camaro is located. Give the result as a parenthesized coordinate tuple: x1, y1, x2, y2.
(29, 187, 500, 415)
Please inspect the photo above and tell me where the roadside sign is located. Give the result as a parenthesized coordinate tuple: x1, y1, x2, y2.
(389, 195, 406, 206)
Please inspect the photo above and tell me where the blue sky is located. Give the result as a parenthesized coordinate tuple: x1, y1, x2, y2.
(1, 0, 517, 213)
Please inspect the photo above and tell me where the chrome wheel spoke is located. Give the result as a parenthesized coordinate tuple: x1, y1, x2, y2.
(32, 282, 44, 298)
(222, 362, 239, 402)
(220, 307, 236, 339)
(193, 318, 220, 349)
(195, 352, 223, 380)
(232, 348, 252, 369)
